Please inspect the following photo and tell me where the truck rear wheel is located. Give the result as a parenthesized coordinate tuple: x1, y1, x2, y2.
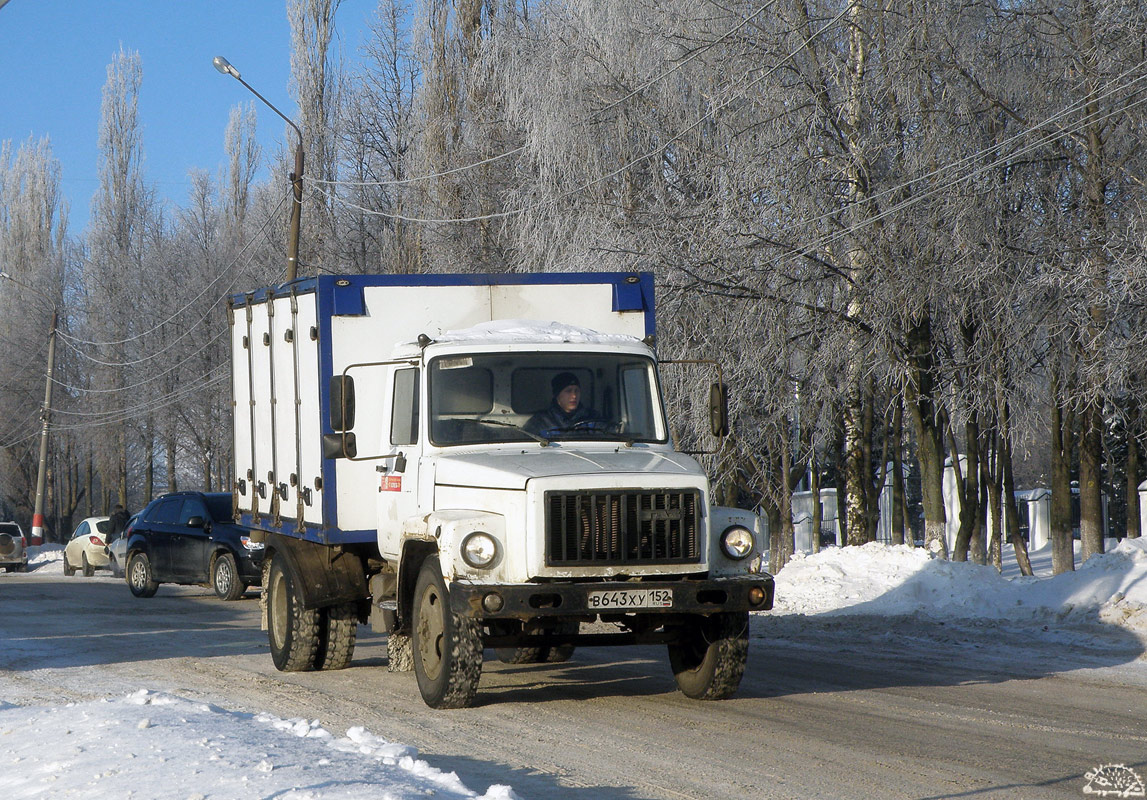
(667, 611, 749, 700)
(267, 555, 320, 672)
(315, 602, 357, 671)
(412, 557, 482, 708)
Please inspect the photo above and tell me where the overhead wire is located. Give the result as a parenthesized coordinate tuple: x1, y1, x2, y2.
(757, 57, 1147, 264)
(49, 327, 231, 395)
(315, 1, 851, 225)
(16, 7, 1144, 438)
(56, 187, 291, 368)
(734, 62, 1147, 288)
(312, 0, 780, 192)
(49, 366, 230, 429)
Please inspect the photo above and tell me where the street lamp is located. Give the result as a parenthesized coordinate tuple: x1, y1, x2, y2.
(0, 271, 56, 547)
(213, 56, 304, 282)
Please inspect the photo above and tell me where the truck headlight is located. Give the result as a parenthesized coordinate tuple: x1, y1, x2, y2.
(720, 525, 755, 560)
(461, 531, 498, 569)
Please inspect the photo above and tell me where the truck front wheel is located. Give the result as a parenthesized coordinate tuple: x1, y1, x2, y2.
(667, 611, 749, 700)
(267, 555, 320, 672)
(412, 557, 482, 709)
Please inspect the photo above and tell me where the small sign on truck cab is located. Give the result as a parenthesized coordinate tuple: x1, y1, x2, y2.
(230, 273, 773, 708)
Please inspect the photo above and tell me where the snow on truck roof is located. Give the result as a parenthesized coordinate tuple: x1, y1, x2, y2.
(428, 320, 645, 346)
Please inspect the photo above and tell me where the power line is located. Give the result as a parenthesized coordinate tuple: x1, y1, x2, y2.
(314, 1, 780, 192)
(316, 2, 852, 225)
(57, 188, 292, 350)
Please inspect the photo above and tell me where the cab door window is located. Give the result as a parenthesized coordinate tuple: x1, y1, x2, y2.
(390, 367, 419, 446)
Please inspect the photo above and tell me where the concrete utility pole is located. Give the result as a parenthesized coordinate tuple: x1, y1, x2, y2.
(31, 311, 57, 546)
(213, 56, 304, 282)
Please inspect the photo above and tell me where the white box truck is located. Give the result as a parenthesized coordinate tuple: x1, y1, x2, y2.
(229, 272, 773, 708)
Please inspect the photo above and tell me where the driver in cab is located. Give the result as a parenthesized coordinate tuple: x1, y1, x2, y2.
(525, 372, 606, 437)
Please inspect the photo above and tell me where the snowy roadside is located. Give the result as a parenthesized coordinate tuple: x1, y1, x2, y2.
(768, 538, 1147, 646)
(0, 689, 517, 800)
(4, 539, 1147, 798)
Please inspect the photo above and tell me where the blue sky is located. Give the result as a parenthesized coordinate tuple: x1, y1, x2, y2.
(0, 0, 373, 233)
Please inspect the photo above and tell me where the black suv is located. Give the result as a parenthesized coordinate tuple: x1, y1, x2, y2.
(125, 492, 263, 600)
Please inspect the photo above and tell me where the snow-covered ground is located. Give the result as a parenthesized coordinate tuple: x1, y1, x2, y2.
(3, 538, 1145, 799)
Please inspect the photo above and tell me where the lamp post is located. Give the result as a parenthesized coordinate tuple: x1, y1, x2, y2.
(213, 56, 304, 282)
(0, 271, 56, 546)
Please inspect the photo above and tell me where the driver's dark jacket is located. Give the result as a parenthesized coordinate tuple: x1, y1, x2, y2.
(524, 402, 604, 436)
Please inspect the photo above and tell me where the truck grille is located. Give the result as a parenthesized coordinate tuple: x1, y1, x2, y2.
(545, 490, 702, 566)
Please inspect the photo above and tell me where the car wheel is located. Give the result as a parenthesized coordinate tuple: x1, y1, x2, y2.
(667, 611, 749, 700)
(412, 556, 482, 709)
(127, 552, 159, 598)
(81, 552, 94, 577)
(62, 553, 76, 576)
(211, 552, 245, 601)
(109, 554, 123, 579)
(266, 554, 320, 672)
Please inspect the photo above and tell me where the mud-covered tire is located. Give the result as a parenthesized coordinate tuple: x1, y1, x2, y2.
(127, 552, 158, 598)
(543, 643, 576, 663)
(315, 602, 357, 671)
(267, 555, 320, 672)
(495, 620, 578, 664)
(81, 552, 94, 577)
(667, 611, 749, 700)
(412, 557, 482, 708)
(387, 632, 414, 672)
(542, 621, 579, 663)
(211, 552, 245, 601)
(63, 554, 76, 577)
(495, 645, 545, 664)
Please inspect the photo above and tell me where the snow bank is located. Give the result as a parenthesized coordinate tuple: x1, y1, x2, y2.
(0, 690, 517, 800)
(772, 538, 1147, 639)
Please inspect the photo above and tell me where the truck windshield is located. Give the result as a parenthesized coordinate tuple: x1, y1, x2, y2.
(428, 351, 667, 446)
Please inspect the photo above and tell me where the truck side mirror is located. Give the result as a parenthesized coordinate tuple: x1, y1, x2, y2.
(322, 432, 358, 459)
(709, 382, 729, 437)
(330, 375, 356, 431)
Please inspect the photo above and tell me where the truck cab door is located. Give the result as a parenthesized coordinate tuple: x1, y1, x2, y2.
(377, 365, 421, 558)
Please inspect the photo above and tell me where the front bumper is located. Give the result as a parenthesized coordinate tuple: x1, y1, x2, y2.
(449, 574, 774, 620)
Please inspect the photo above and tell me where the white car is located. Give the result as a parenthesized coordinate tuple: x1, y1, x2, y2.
(63, 517, 112, 577)
(106, 513, 138, 579)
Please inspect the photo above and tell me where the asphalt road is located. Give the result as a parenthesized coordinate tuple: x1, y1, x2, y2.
(2, 571, 1145, 799)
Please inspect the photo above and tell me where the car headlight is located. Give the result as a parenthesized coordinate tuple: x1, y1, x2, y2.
(240, 535, 265, 551)
(461, 531, 498, 569)
(720, 525, 755, 560)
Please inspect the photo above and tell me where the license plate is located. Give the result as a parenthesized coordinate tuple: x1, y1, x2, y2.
(587, 588, 673, 610)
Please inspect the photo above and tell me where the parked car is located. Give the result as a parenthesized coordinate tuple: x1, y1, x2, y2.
(63, 517, 112, 576)
(124, 491, 263, 600)
(0, 521, 28, 572)
(106, 513, 139, 579)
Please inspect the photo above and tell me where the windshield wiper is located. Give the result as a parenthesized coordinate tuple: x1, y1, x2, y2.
(475, 418, 552, 446)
